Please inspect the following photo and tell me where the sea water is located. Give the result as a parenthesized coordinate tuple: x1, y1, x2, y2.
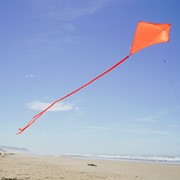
(62, 154, 180, 164)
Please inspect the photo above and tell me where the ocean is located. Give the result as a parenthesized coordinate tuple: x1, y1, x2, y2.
(61, 154, 180, 164)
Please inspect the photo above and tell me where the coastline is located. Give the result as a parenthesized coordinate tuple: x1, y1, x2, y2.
(0, 153, 180, 180)
(60, 154, 180, 165)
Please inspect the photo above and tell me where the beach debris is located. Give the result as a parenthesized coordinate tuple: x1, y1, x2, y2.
(88, 163, 97, 167)
(1, 178, 19, 180)
(0, 149, 16, 157)
(17, 21, 171, 135)
(0, 149, 7, 157)
(1, 177, 27, 180)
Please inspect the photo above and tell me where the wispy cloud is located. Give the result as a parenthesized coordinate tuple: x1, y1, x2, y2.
(26, 101, 74, 112)
(26, 0, 113, 53)
(125, 129, 174, 136)
(25, 74, 35, 78)
(63, 23, 77, 31)
(30, 0, 112, 21)
(136, 109, 175, 123)
(76, 125, 109, 130)
(62, 36, 90, 45)
(168, 124, 180, 128)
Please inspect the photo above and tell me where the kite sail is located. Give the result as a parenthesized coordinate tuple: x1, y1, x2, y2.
(17, 21, 171, 135)
(130, 21, 171, 55)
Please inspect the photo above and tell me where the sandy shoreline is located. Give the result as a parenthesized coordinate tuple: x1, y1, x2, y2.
(0, 154, 180, 180)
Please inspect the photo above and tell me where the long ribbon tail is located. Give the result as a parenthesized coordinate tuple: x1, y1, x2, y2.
(17, 55, 130, 135)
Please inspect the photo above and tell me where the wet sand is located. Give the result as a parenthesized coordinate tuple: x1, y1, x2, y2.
(0, 154, 180, 180)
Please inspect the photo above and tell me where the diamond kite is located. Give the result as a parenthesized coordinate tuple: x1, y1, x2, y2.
(17, 21, 171, 135)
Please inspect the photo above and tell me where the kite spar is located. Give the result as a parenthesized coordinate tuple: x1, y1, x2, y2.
(17, 21, 171, 135)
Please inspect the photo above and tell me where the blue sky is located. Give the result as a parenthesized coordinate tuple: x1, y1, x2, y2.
(0, 0, 180, 156)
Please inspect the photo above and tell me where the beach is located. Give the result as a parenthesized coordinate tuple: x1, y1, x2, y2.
(0, 154, 180, 180)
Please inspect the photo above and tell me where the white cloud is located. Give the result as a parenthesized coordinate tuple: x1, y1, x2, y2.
(25, 74, 35, 78)
(26, 101, 74, 112)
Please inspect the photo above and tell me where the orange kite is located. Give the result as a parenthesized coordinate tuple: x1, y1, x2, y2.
(130, 21, 171, 55)
(17, 21, 171, 135)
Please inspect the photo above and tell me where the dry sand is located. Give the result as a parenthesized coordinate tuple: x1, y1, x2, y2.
(0, 154, 180, 180)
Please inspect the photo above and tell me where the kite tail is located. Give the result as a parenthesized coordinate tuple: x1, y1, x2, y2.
(17, 55, 130, 135)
